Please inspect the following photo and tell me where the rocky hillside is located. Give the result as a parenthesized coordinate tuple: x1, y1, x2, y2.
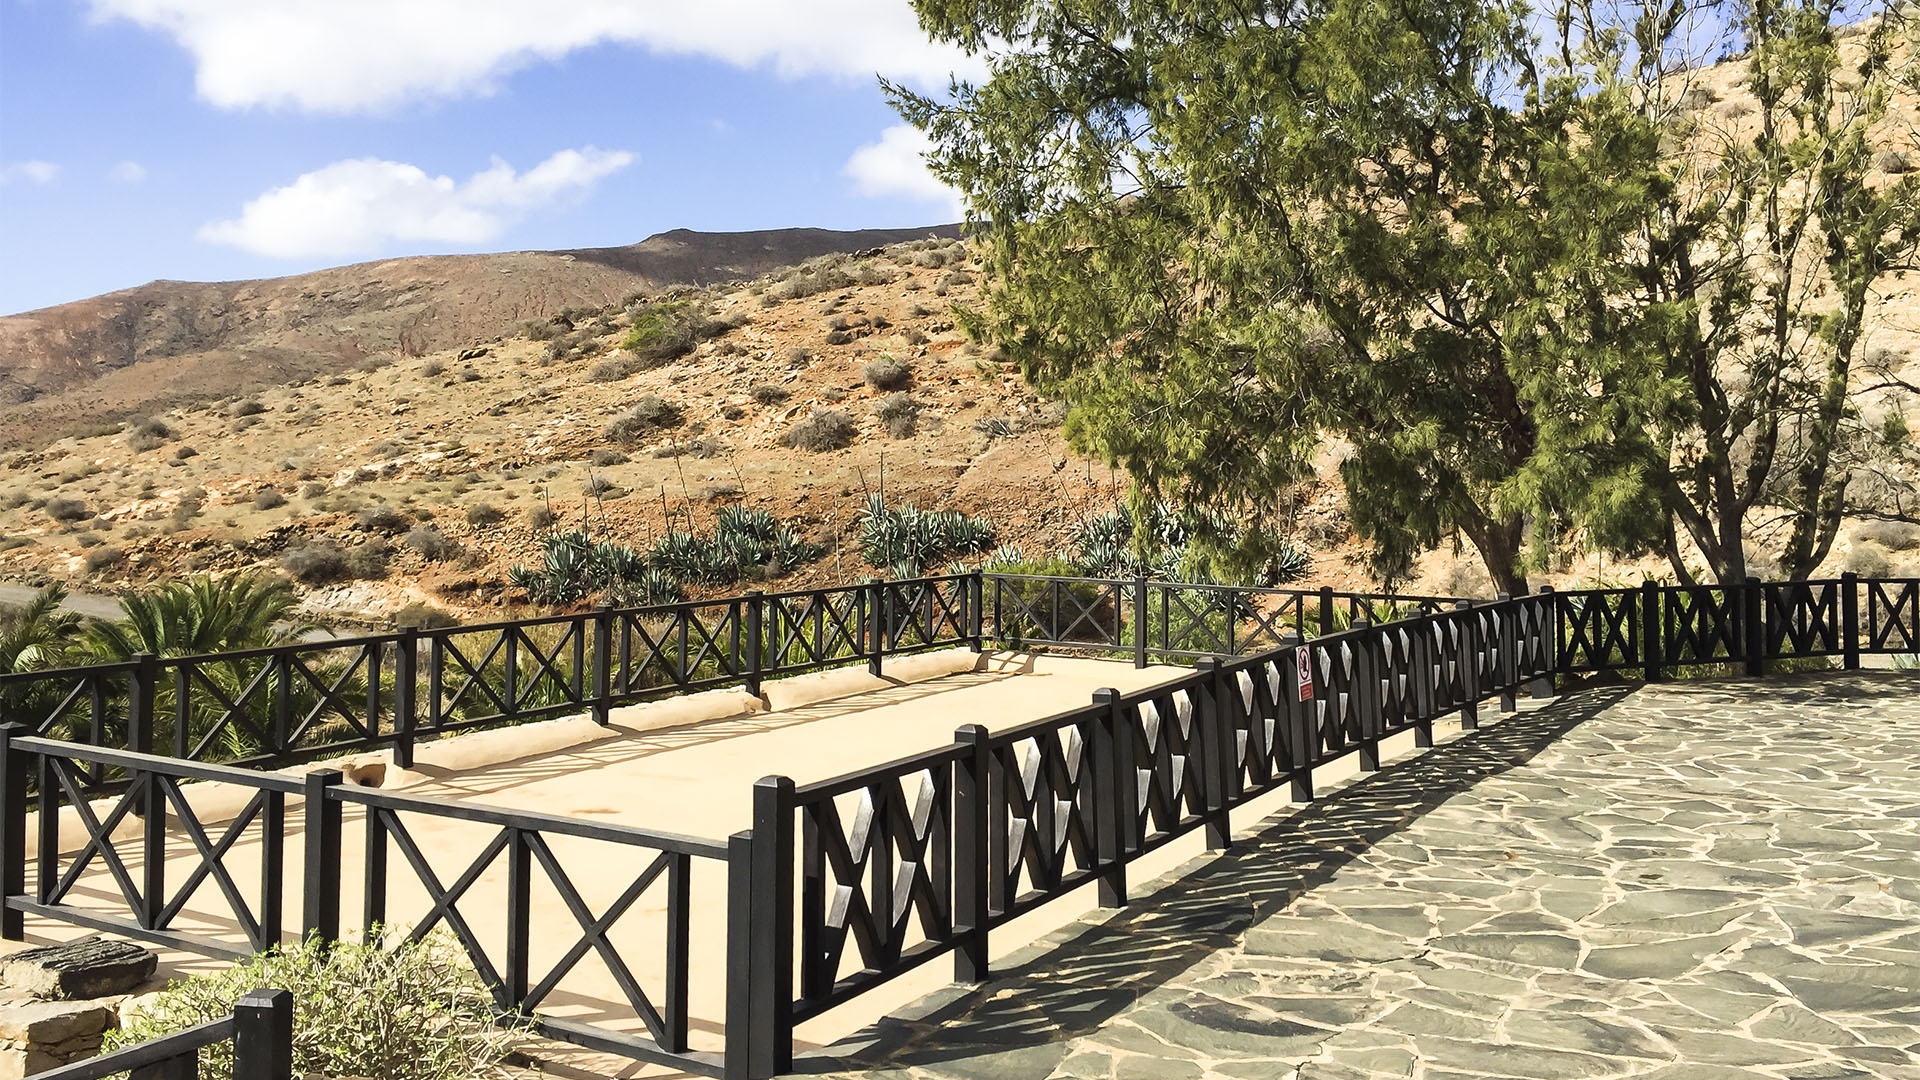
(0, 225, 962, 451)
(2, 238, 1353, 625)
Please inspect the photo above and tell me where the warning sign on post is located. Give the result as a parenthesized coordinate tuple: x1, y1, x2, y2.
(1296, 646, 1314, 701)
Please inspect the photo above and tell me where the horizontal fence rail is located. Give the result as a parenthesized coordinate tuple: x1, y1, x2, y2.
(31, 987, 292, 1080)
(1, 574, 1915, 1079)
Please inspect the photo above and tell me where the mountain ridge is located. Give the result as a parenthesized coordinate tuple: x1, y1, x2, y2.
(0, 224, 962, 449)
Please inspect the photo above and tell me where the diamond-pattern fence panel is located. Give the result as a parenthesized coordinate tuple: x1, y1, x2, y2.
(1121, 677, 1210, 854)
(985, 712, 1102, 923)
(793, 746, 960, 1020)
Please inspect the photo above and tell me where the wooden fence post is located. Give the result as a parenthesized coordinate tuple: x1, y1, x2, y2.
(302, 770, 342, 944)
(1351, 619, 1380, 772)
(592, 604, 614, 724)
(744, 592, 765, 698)
(1133, 576, 1150, 669)
(1743, 577, 1767, 678)
(0, 724, 24, 941)
(724, 830, 758, 1080)
(232, 987, 294, 1080)
(750, 777, 794, 1075)
(953, 724, 992, 978)
(1841, 572, 1861, 670)
(1452, 602, 1479, 731)
(1641, 581, 1663, 682)
(1193, 659, 1233, 849)
(394, 628, 418, 768)
(1278, 633, 1315, 803)
(867, 581, 885, 677)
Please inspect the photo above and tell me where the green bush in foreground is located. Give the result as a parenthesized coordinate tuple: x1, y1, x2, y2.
(108, 934, 523, 1080)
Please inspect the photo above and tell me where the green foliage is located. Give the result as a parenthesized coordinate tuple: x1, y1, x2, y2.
(856, 495, 995, 574)
(89, 574, 309, 660)
(622, 298, 706, 363)
(894, 0, 1920, 589)
(1067, 502, 1309, 585)
(0, 585, 89, 726)
(84, 574, 330, 759)
(107, 934, 522, 1080)
(510, 530, 683, 607)
(510, 510, 823, 606)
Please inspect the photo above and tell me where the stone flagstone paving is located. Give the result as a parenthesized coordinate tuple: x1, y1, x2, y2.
(810, 671, 1920, 1080)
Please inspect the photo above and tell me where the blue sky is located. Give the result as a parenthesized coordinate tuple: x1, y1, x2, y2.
(0, 0, 972, 315)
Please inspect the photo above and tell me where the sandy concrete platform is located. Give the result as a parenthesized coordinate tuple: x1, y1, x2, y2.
(13, 650, 1195, 1075)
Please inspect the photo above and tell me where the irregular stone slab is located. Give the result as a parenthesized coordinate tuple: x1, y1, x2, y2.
(808, 674, 1920, 1080)
(1580, 930, 1744, 981)
(0, 1000, 114, 1043)
(0, 938, 156, 1000)
(1426, 931, 1581, 970)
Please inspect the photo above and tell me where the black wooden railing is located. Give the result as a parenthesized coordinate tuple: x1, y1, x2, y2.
(31, 987, 291, 1080)
(0, 574, 1422, 791)
(1, 573, 1914, 1078)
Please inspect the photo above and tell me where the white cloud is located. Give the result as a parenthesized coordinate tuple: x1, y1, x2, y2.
(844, 124, 963, 217)
(0, 160, 61, 185)
(86, 0, 980, 113)
(198, 146, 634, 258)
(110, 161, 148, 183)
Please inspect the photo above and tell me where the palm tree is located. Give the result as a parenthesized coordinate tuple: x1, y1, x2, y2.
(1, 583, 86, 674)
(88, 574, 336, 761)
(0, 584, 90, 732)
(87, 573, 311, 660)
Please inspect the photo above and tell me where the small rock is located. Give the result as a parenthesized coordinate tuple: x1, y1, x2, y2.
(0, 938, 157, 1000)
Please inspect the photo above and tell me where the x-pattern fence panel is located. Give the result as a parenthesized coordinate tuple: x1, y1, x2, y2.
(880, 578, 973, 652)
(1664, 586, 1740, 665)
(6, 736, 299, 959)
(1763, 580, 1842, 657)
(1866, 578, 1920, 652)
(792, 747, 959, 1021)
(762, 590, 867, 673)
(1556, 589, 1639, 673)
(328, 784, 726, 1072)
(424, 617, 590, 734)
(166, 639, 393, 767)
(988, 575, 1123, 648)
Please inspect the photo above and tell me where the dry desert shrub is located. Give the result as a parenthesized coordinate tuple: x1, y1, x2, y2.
(781, 409, 858, 452)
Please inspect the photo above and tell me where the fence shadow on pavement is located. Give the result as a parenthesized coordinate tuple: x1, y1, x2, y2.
(802, 684, 1639, 1076)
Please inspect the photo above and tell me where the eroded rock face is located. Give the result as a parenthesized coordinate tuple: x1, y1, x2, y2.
(0, 938, 156, 1001)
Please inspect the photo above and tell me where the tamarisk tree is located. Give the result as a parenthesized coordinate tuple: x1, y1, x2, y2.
(899, 0, 1920, 589)
(1512, 0, 1920, 583)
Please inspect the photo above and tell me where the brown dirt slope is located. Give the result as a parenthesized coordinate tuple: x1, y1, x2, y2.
(0, 225, 961, 449)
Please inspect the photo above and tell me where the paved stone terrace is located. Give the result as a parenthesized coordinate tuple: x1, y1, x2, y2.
(811, 671, 1920, 1080)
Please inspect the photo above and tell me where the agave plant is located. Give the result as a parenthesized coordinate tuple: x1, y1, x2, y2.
(856, 496, 996, 574)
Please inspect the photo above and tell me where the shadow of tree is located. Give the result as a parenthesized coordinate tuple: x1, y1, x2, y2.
(802, 685, 1639, 1076)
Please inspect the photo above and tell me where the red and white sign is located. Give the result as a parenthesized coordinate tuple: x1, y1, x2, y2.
(1296, 646, 1314, 701)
